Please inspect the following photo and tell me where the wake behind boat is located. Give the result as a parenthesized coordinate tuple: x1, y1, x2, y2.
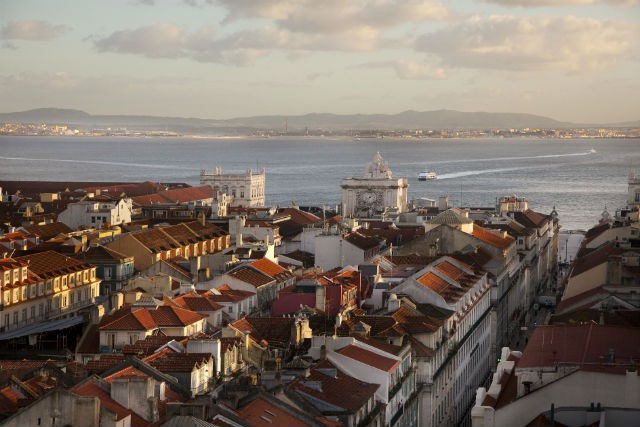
(418, 170, 437, 180)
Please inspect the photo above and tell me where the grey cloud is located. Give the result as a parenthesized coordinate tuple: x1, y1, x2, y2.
(483, 0, 639, 6)
(1, 20, 70, 41)
(94, 23, 188, 58)
(357, 59, 446, 80)
(216, 0, 449, 31)
(414, 15, 637, 74)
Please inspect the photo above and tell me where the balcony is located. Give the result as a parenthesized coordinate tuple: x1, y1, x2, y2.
(388, 366, 415, 400)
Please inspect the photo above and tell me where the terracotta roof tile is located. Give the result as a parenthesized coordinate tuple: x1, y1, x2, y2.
(343, 232, 383, 251)
(471, 227, 514, 250)
(14, 250, 93, 279)
(229, 266, 274, 288)
(22, 222, 73, 239)
(289, 360, 378, 412)
(519, 324, 640, 374)
(237, 396, 309, 427)
(337, 344, 399, 372)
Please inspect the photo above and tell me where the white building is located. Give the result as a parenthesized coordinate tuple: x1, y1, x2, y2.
(342, 152, 409, 218)
(314, 230, 384, 272)
(57, 197, 133, 230)
(200, 167, 266, 207)
(389, 256, 493, 427)
(472, 325, 640, 427)
(307, 334, 418, 427)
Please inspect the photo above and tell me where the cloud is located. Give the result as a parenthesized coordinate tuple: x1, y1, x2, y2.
(0, 20, 69, 41)
(483, 0, 639, 6)
(94, 23, 188, 58)
(93, 20, 408, 64)
(92, 1, 451, 64)
(394, 59, 446, 79)
(414, 15, 637, 74)
(217, 0, 449, 30)
(360, 59, 447, 79)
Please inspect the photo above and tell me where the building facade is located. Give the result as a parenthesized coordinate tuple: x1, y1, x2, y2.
(200, 167, 266, 207)
(342, 152, 409, 218)
(57, 197, 133, 230)
(0, 251, 100, 337)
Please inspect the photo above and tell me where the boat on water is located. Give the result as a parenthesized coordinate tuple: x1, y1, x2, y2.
(418, 170, 437, 181)
(590, 148, 597, 154)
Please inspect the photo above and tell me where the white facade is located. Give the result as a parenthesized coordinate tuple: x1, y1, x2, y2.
(58, 198, 133, 230)
(200, 167, 266, 207)
(342, 152, 408, 218)
(472, 359, 640, 427)
(314, 232, 376, 272)
(390, 257, 493, 427)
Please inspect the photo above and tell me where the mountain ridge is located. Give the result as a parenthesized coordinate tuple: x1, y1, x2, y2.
(1, 107, 637, 131)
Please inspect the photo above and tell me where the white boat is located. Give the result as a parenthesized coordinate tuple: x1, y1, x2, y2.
(590, 148, 597, 154)
(418, 170, 437, 181)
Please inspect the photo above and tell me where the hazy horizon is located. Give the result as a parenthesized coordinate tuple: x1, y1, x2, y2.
(1, 1, 639, 123)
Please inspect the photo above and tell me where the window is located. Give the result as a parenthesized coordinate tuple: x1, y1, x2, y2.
(228, 306, 233, 313)
(4, 314, 9, 329)
(91, 216, 95, 223)
(13, 312, 18, 325)
(62, 296, 67, 307)
(39, 303, 44, 318)
(47, 300, 52, 313)
(22, 309, 27, 322)
(70, 293, 75, 306)
(30, 306, 35, 319)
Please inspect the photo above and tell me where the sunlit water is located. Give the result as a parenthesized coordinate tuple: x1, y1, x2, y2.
(1, 136, 638, 231)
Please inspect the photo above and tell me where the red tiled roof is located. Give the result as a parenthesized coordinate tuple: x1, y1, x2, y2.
(171, 293, 224, 312)
(512, 209, 550, 229)
(73, 379, 147, 426)
(237, 396, 309, 427)
(229, 266, 274, 288)
(14, 250, 93, 279)
(22, 222, 73, 239)
(151, 305, 206, 327)
(207, 287, 255, 303)
(278, 208, 321, 225)
(519, 324, 640, 374)
(416, 272, 450, 294)
(229, 317, 295, 348)
(471, 226, 514, 250)
(289, 360, 379, 412)
(570, 241, 617, 278)
(249, 258, 293, 281)
(99, 305, 204, 331)
(343, 232, 382, 251)
(337, 344, 399, 372)
(132, 185, 213, 205)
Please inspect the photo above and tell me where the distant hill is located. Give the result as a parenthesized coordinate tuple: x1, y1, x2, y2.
(1, 107, 634, 132)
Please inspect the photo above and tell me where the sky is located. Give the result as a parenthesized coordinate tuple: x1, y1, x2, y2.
(1, 0, 639, 123)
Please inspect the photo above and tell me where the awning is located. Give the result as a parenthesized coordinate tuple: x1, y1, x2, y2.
(0, 315, 85, 341)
